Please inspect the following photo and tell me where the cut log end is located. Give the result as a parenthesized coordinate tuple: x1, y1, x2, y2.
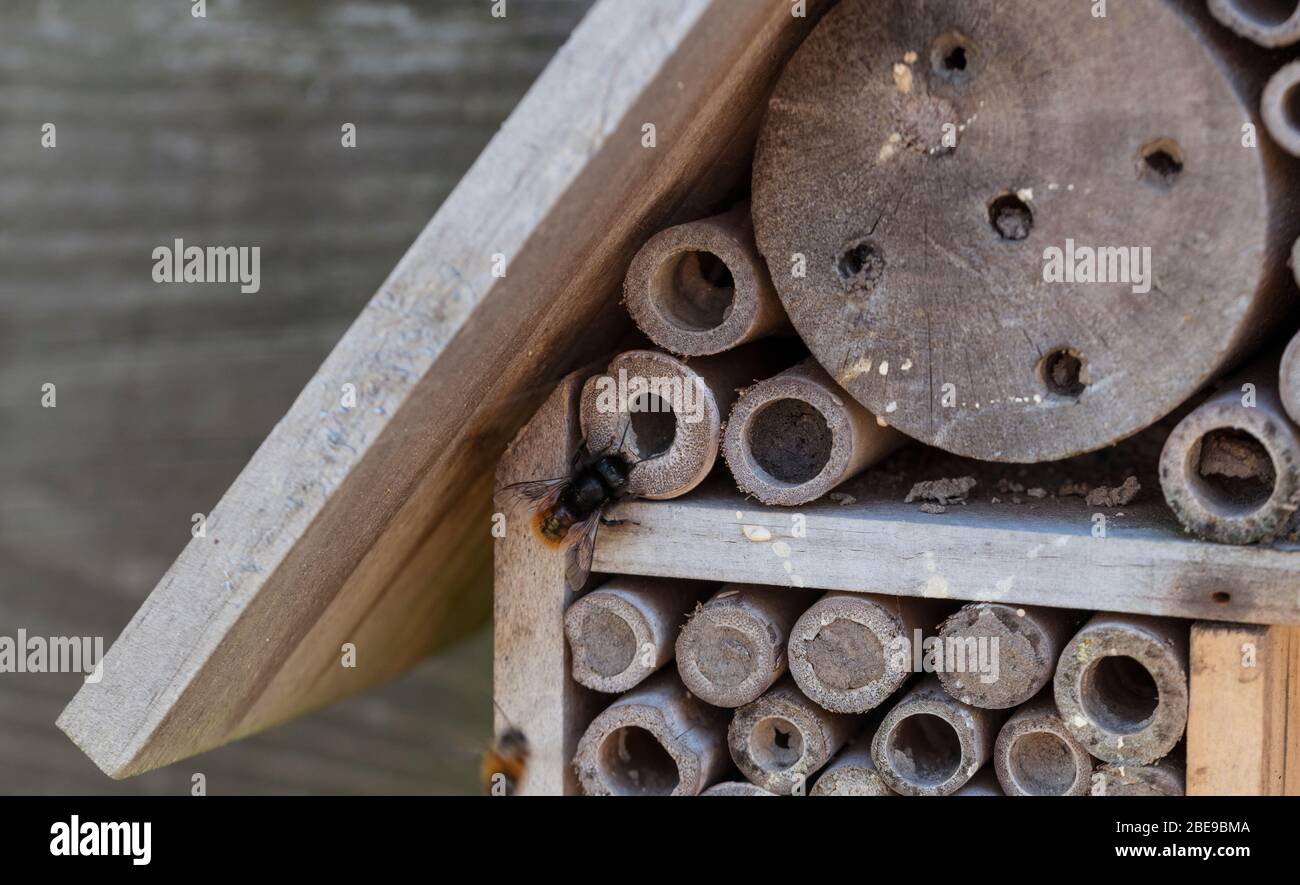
(752, 0, 1296, 462)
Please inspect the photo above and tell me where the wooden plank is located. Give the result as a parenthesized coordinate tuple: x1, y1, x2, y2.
(59, 0, 831, 778)
(594, 469, 1300, 626)
(1187, 623, 1294, 795)
(4, 0, 586, 794)
(1287, 626, 1300, 796)
(493, 371, 603, 796)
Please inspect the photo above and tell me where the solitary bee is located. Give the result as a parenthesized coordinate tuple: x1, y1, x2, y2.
(497, 411, 654, 589)
(481, 712, 530, 797)
(497, 436, 637, 592)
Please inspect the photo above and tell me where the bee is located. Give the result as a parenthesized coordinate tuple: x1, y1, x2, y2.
(496, 425, 642, 592)
(482, 703, 530, 796)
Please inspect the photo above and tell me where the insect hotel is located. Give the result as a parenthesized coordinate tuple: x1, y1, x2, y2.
(60, 0, 1300, 797)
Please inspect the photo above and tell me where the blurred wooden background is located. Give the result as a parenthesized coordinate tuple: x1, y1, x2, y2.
(0, 0, 591, 794)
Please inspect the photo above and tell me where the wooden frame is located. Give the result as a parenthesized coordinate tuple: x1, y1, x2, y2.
(58, 0, 832, 779)
(496, 381, 1300, 795)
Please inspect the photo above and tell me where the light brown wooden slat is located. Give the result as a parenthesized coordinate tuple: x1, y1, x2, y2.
(1188, 623, 1293, 795)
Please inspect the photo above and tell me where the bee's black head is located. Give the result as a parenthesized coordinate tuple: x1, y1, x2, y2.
(496, 728, 530, 760)
(591, 454, 632, 492)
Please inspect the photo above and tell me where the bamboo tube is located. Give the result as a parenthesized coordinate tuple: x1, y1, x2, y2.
(993, 692, 1094, 796)
(1092, 759, 1185, 796)
(727, 676, 857, 795)
(870, 676, 1007, 796)
(935, 604, 1081, 709)
(722, 359, 904, 505)
(579, 348, 764, 500)
(624, 202, 789, 356)
(563, 577, 710, 694)
(701, 781, 777, 796)
(675, 584, 806, 708)
(752, 0, 1300, 462)
(1054, 613, 1189, 766)
(1281, 326, 1300, 425)
(572, 669, 730, 796)
(810, 728, 895, 796)
(1209, 0, 1300, 48)
(788, 592, 947, 713)
(951, 766, 1004, 796)
(1159, 355, 1300, 544)
(1263, 61, 1300, 157)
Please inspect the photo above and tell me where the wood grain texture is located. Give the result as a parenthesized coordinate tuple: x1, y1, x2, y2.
(493, 371, 603, 796)
(752, 0, 1300, 462)
(58, 0, 832, 778)
(594, 431, 1300, 625)
(1187, 622, 1296, 795)
(2, 0, 590, 794)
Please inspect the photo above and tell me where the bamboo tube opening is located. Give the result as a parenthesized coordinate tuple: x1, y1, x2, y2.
(1079, 655, 1160, 735)
(579, 608, 636, 678)
(994, 694, 1094, 796)
(649, 250, 736, 332)
(1054, 614, 1188, 765)
(749, 716, 807, 773)
(1184, 428, 1277, 519)
(723, 359, 903, 505)
(746, 399, 833, 485)
(627, 393, 677, 459)
(624, 204, 788, 356)
(1006, 731, 1083, 796)
(806, 619, 885, 690)
(1264, 62, 1300, 155)
(1232, 0, 1298, 27)
(882, 713, 963, 790)
(596, 726, 681, 796)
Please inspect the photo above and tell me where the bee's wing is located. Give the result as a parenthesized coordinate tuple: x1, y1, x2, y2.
(495, 476, 566, 512)
(564, 513, 602, 595)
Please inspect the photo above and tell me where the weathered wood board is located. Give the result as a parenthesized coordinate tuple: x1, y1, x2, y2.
(493, 371, 604, 796)
(3, 0, 588, 794)
(595, 437, 1300, 625)
(58, 0, 832, 778)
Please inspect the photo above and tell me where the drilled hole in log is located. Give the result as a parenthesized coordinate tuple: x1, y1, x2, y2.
(750, 716, 805, 772)
(1211, 591, 1232, 605)
(628, 394, 676, 459)
(886, 713, 962, 787)
(930, 31, 975, 85)
(1187, 428, 1277, 517)
(652, 250, 735, 331)
(1009, 731, 1079, 796)
(836, 239, 885, 286)
(598, 726, 680, 795)
(1080, 655, 1159, 735)
(988, 193, 1033, 240)
(1232, 0, 1298, 27)
(1038, 348, 1087, 399)
(748, 398, 832, 484)
(1139, 138, 1184, 189)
